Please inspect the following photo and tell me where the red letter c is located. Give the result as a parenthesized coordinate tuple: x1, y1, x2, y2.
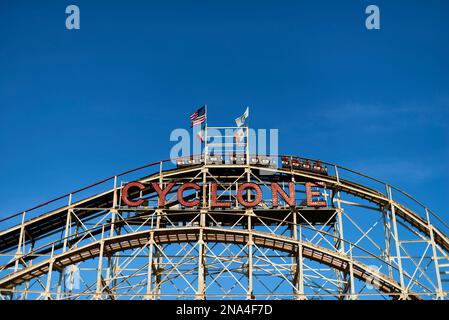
(122, 181, 145, 206)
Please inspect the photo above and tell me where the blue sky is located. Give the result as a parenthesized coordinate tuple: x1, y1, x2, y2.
(0, 0, 448, 219)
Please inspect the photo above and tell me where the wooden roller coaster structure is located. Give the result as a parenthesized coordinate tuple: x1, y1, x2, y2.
(0, 129, 448, 300)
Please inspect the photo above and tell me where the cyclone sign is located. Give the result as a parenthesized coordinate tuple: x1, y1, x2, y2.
(121, 181, 327, 208)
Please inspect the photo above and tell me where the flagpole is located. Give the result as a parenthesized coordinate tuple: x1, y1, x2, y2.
(245, 106, 249, 165)
(204, 104, 208, 164)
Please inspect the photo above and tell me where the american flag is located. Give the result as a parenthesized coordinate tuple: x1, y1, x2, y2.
(190, 105, 206, 127)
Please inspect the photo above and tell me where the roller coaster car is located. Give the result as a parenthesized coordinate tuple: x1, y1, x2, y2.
(281, 156, 290, 168)
(249, 156, 259, 165)
(312, 160, 328, 174)
(176, 156, 203, 168)
(292, 158, 301, 168)
(207, 155, 224, 164)
(229, 153, 246, 164)
(257, 156, 274, 167)
(176, 158, 188, 167)
(248, 155, 273, 167)
(280, 156, 301, 168)
(281, 156, 328, 175)
(188, 156, 203, 166)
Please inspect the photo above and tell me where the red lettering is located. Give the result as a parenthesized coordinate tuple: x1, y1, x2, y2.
(177, 182, 200, 207)
(151, 182, 175, 207)
(211, 183, 231, 207)
(237, 183, 262, 208)
(272, 182, 296, 207)
(121, 182, 145, 207)
(122, 181, 326, 209)
(305, 182, 326, 207)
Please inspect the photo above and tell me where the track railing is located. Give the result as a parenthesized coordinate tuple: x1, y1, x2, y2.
(0, 154, 447, 239)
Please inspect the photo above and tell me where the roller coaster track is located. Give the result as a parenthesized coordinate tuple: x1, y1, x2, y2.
(0, 156, 448, 299)
(0, 227, 415, 298)
(1, 163, 447, 255)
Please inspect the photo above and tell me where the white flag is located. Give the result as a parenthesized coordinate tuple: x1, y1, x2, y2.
(235, 107, 249, 127)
